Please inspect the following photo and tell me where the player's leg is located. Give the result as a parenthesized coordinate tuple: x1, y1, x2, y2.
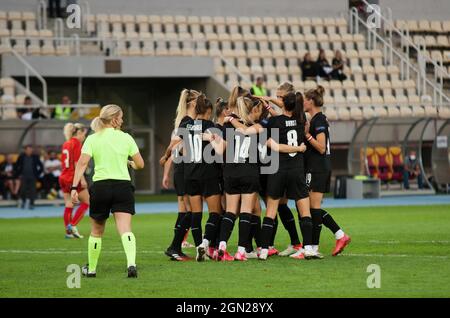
(293, 197, 320, 259)
(278, 196, 302, 256)
(62, 192, 74, 238)
(188, 194, 204, 260)
(310, 191, 324, 253)
(259, 197, 279, 260)
(70, 188, 90, 238)
(217, 193, 240, 261)
(235, 192, 257, 261)
(202, 194, 222, 260)
(247, 198, 262, 258)
(181, 195, 194, 248)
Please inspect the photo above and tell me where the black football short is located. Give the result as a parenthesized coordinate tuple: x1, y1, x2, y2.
(89, 180, 135, 221)
(266, 168, 309, 201)
(173, 169, 186, 196)
(224, 176, 260, 195)
(258, 173, 269, 198)
(306, 171, 331, 193)
(186, 177, 222, 197)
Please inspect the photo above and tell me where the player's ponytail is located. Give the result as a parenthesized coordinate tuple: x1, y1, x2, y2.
(283, 91, 305, 124)
(228, 86, 249, 111)
(174, 89, 201, 128)
(237, 96, 262, 125)
(305, 85, 325, 107)
(63, 123, 75, 141)
(194, 94, 209, 115)
(91, 104, 122, 132)
(215, 97, 228, 120)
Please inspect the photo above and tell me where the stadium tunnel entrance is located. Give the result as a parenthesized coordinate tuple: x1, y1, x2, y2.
(347, 118, 447, 194)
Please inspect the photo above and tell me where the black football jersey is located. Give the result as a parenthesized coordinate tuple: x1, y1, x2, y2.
(261, 115, 305, 170)
(173, 116, 192, 174)
(304, 112, 331, 173)
(183, 118, 220, 180)
(222, 122, 260, 178)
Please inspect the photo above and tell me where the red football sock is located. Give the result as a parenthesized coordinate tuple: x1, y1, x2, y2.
(71, 203, 89, 226)
(64, 207, 73, 232)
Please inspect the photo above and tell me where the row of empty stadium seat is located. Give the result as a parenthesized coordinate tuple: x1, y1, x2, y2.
(0, 37, 69, 55)
(395, 20, 450, 34)
(88, 15, 349, 39)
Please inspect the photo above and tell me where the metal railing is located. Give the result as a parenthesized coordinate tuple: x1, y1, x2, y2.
(3, 47, 48, 106)
(37, 0, 47, 30)
(356, 0, 449, 104)
(349, 7, 450, 108)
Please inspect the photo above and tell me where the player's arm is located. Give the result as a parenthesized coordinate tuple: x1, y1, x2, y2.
(226, 117, 264, 135)
(306, 132, 326, 154)
(160, 137, 182, 166)
(161, 156, 173, 189)
(203, 129, 227, 155)
(267, 138, 307, 153)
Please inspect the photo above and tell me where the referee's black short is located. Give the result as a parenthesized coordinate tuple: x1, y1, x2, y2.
(89, 180, 135, 221)
(173, 169, 186, 196)
(224, 176, 260, 195)
(186, 177, 222, 197)
(266, 168, 309, 201)
(306, 171, 331, 193)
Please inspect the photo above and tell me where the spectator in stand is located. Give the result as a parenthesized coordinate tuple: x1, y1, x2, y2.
(316, 49, 332, 80)
(331, 50, 347, 81)
(301, 52, 318, 81)
(43, 151, 62, 199)
(15, 145, 44, 209)
(403, 150, 424, 190)
(20, 96, 34, 120)
(250, 76, 268, 96)
(0, 154, 20, 200)
(52, 96, 73, 120)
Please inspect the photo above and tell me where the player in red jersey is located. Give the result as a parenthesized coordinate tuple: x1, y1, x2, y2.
(59, 123, 89, 238)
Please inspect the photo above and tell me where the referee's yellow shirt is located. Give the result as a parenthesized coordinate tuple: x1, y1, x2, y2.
(82, 128, 139, 182)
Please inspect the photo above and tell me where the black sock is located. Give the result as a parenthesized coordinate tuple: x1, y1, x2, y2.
(251, 214, 262, 249)
(213, 214, 223, 248)
(190, 212, 203, 247)
(238, 212, 252, 250)
(299, 216, 313, 247)
(172, 212, 191, 252)
(270, 215, 278, 246)
(311, 208, 323, 245)
(278, 204, 301, 245)
(321, 209, 341, 234)
(247, 214, 257, 252)
(261, 217, 275, 249)
(204, 212, 221, 243)
(169, 212, 185, 248)
(218, 212, 236, 244)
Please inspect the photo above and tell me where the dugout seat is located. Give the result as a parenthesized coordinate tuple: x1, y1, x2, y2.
(366, 147, 378, 178)
(389, 146, 404, 182)
(375, 147, 392, 181)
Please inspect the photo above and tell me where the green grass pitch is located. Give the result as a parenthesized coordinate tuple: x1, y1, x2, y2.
(1, 204, 449, 298)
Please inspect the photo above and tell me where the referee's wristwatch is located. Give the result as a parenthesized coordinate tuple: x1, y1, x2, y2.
(70, 185, 78, 191)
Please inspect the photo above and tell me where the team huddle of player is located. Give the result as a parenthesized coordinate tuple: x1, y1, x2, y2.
(160, 82, 351, 262)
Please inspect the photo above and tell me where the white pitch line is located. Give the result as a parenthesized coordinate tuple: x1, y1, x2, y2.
(369, 240, 450, 244)
(0, 249, 448, 259)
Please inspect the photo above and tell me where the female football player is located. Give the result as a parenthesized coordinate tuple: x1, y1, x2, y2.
(59, 123, 89, 239)
(302, 86, 351, 257)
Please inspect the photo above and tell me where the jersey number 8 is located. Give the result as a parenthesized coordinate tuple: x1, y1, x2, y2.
(287, 130, 298, 157)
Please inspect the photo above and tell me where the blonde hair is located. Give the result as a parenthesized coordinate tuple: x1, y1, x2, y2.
(63, 122, 86, 141)
(174, 89, 201, 128)
(90, 104, 122, 132)
(236, 96, 262, 125)
(228, 86, 249, 111)
(277, 81, 295, 95)
(305, 85, 325, 107)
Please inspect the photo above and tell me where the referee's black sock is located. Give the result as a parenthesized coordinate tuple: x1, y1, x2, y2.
(204, 212, 221, 243)
(218, 212, 236, 244)
(238, 212, 252, 250)
(311, 208, 323, 246)
(190, 212, 203, 247)
(172, 212, 191, 252)
(261, 217, 275, 249)
(299, 216, 313, 247)
(320, 209, 341, 234)
(278, 204, 301, 246)
(270, 215, 278, 246)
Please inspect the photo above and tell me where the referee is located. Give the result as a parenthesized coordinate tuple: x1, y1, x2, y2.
(71, 104, 144, 278)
